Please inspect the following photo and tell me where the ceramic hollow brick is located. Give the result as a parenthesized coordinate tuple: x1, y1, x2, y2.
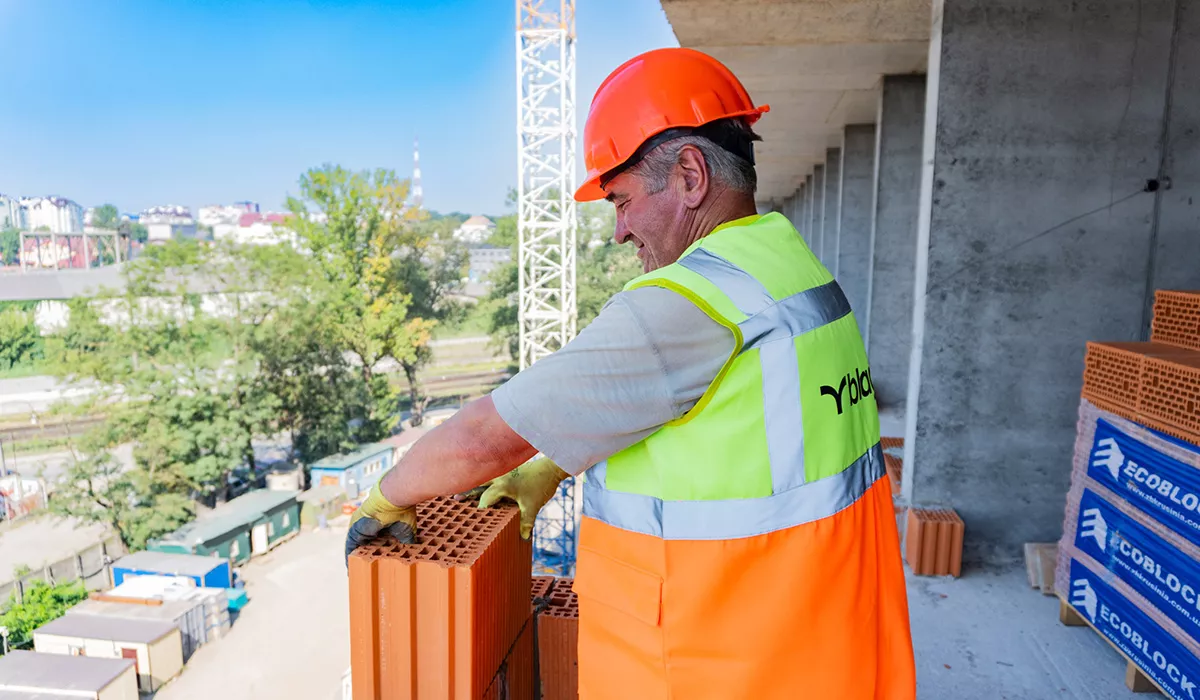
(1082, 342, 1195, 412)
(1152, 290, 1200, 351)
(531, 578, 579, 700)
(884, 454, 902, 495)
(1140, 352, 1200, 436)
(904, 508, 964, 577)
(347, 497, 532, 700)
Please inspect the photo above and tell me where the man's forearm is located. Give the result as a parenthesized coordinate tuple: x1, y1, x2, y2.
(376, 395, 538, 507)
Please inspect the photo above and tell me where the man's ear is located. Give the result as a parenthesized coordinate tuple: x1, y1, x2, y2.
(674, 145, 709, 209)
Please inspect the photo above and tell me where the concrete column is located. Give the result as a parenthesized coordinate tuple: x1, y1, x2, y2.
(837, 125, 876, 331)
(796, 184, 807, 238)
(867, 75, 926, 409)
(810, 165, 824, 259)
(820, 148, 841, 273)
(906, 0, 1200, 563)
(803, 174, 814, 244)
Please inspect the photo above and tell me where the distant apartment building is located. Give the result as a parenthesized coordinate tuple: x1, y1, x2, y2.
(20, 196, 84, 233)
(454, 215, 495, 244)
(0, 194, 24, 230)
(141, 205, 198, 241)
(467, 244, 512, 291)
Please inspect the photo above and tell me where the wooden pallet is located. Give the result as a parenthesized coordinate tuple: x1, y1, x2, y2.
(1023, 542, 1058, 596)
(1057, 596, 1163, 695)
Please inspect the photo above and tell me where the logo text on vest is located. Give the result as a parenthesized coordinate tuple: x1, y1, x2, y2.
(820, 368, 874, 415)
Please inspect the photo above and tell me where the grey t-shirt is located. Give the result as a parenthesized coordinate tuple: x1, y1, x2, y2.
(491, 286, 735, 475)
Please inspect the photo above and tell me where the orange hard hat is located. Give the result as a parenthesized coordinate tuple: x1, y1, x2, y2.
(574, 48, 769, 202)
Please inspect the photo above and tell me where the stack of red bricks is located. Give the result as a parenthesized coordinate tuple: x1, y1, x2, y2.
(1081, 290, 1200, 442)
(347, 497, 534, 700)
(531, 576, 579, 700)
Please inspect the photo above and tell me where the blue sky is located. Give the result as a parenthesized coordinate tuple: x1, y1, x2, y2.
(0, 0, 677, 217)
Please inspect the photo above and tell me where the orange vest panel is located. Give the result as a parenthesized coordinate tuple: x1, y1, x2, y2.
(572, 478, 915, 699)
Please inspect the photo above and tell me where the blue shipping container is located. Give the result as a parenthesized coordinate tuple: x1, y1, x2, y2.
(111, 550, 233, 588)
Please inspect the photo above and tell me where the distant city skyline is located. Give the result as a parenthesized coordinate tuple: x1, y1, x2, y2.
(0, 1, 678, 217)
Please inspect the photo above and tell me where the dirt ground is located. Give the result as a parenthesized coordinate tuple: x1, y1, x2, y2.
(155, 523, 351, 700)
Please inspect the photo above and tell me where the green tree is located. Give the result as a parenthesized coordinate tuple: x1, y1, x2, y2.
(0, 228, 18, 265)
(0, 307, 42, 370)
(394, 233, 468, 424)
(47, 240, 314, 504)
(49, 446, 194, 552)
(0, 580, 89, 653)
(91, 203, 119, 230)
(284, 165, 434, 436)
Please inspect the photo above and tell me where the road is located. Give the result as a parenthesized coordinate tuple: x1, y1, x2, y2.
(156, 524, 350, 700)
(0, 376, 94, 416)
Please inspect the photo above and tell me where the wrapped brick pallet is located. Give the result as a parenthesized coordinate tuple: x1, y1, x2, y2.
(1056, 290, 1200, 698)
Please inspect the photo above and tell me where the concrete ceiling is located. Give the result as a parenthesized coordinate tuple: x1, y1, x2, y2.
(661, 0, 931, 204)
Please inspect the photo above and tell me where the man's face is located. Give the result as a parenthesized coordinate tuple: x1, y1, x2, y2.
(604, 170, 690, 273)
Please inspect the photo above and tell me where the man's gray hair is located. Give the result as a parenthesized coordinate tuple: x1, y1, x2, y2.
(629, 119, 760, 195)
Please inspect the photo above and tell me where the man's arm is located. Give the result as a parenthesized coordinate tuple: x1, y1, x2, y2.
(375, 395, 538, 507)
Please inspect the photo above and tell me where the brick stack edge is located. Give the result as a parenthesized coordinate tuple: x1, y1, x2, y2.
(531, 576, 579, 700)
(904, 508, 964, 577)
(1055, 290, 1200, 693)
(348, 497, 533, 700)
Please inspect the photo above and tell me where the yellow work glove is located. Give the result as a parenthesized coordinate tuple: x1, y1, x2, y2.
(345, 485, 417, 563)
(477, 457, 569, 540)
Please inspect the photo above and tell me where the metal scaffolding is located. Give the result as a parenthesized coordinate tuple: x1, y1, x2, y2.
(516, 0, 579, 576)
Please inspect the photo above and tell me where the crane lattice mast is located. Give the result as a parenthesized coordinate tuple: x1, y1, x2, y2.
(516, 0, 579, 576)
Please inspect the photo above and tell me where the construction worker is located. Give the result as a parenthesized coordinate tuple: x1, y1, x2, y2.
(347, 47, 916, 699)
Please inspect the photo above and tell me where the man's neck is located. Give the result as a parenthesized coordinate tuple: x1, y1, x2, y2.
(683, 189, 759, 249)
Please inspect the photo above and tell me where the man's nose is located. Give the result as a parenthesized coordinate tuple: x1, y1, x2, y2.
(613, 215, 632, 244)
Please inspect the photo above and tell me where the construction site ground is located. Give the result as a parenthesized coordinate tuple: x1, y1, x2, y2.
(147, 516, 1140, 700)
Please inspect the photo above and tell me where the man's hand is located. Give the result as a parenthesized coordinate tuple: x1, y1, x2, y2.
(477, 457, 570, 539)
(345, 486, 417, 564)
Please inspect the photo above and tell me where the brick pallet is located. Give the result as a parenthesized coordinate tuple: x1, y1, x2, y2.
(532, 576, 579, 700)
(1055, 397, 1200, 696)
(348, 497, 533, 700)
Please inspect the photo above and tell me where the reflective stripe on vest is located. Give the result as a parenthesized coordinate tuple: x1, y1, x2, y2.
(584, 444, 884, 540)
(584, 234, 874, 540)
(680, 244, 852, 493)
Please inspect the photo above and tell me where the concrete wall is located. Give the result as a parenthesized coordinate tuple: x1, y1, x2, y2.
(907, 0, 1200, 562)
(867, 75, 927, 409)
(837, 125, 877, 331)
(1151, 0, 1200, 311)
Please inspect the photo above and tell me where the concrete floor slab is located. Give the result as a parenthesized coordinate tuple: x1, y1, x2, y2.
(911, 566, 1142, 699)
